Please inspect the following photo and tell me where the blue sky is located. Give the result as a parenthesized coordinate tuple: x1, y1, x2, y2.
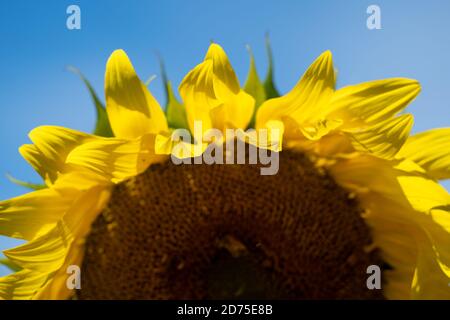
(0, 0, 449, 275)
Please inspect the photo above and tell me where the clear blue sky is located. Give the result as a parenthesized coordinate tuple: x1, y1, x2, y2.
(1, 0, 449, 275)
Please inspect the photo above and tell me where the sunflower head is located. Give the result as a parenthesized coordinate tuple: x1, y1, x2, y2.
(1, 40, 449, 300)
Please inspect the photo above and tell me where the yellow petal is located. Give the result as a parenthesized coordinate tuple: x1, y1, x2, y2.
(3, 187, 109, 273)
(105, 49, 168, 139)
(34, 235, 84, 300)
(179, 43, 255, 133)
(237, 120, 284, 152)
(0, 187, 110, 300)
(347, 114, 414, 159)
(212, 90, 255, 130)
(18, 145, 49, 185)
(328, 78, 420, 129)
(3, 223, 72, 273)
(0, 170, 108, 242)
(329, 155, 450, 299)
(397, 128, 450, 180)
(179, 59, 217, 133)
(384, 269, 416, 299)
(0, 269, 49, 300)
(37, 186, 110, 300)
(204, 43, 240, 94)
(155, 132, 208, 159)
(32, 245, 84, 300)
(412, 229, 450, 299)
(20, 125, 163, 186)
(65, 133, 165, 184)
(0, 188, 75, 241)
(20, 126, 92, 185)
(256, 51, 335, 139)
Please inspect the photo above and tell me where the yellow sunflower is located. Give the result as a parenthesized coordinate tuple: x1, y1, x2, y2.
(0, 41, 449, 300)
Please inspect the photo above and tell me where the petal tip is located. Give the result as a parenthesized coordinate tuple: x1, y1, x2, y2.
(322, 50, 333, 60)
(110, 49, 127, 58)
(106, 49, 132, 71)
(205, 43, 226, 60)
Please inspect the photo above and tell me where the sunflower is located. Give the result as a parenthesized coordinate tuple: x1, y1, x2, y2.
(0, 41, 449, 300)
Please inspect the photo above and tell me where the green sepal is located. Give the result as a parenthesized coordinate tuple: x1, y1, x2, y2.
(244, 46, 266, 128)
(159, 58, 189, 130)
(68, 66, 114, 137)
(263, 34, 280, 99)
(6, 174, 46, 191)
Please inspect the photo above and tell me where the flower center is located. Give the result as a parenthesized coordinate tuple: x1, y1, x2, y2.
(78, 149, 384, 299)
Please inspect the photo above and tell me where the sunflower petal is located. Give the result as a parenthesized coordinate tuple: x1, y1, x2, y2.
(0, 188, 75, 241)
(155, 132, 208, 159)
(411, 218, 450, 300)
(179, 43, 255, 133)
(18, 144, 49, 185)
(329, 155, 450, 299)
(21, 126, 92, 185)
(65, 134, 165, 184)
(0, 171, 107, 242)
(216, 90, 255, 130)
(238, 120, 284, 152)
(256, 51, 335, 139)
(179, 59, 217, 133)
(397, 128, 450, 180)
(33, 238, 84, 300)
(3, 187, 109, 273)
(0, 269, 49, 300)
(0, 257, 21, 272)
(328, 78, 420, 129)
(3, 222, 72, 273)
(20, 126, 161, 186)
(347, 114, 414, 159)
(105, 49, 168, 139)
(204, 43, 240, 94)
